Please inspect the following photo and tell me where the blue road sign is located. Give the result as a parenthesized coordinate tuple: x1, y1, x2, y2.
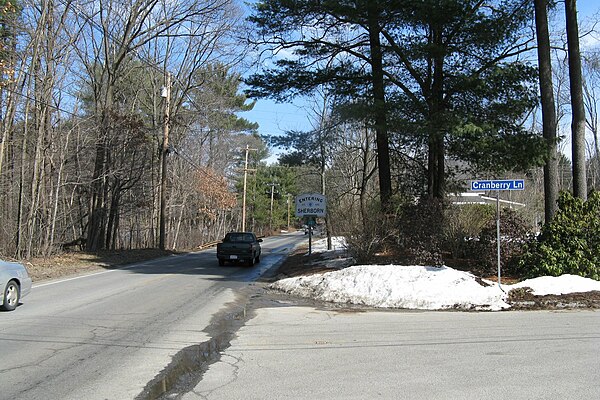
(470, 179, 525, 191)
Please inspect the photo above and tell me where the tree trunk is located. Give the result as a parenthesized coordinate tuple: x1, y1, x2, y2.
(565, 0, 587, 200)
(16, 106, 30, 257)
(367, 2, 392, 211)
(534, 0, 559, 222)
(430, 25, 446, 200)
(26, 87, 48, 258)
(0, 11, 18, 181)
(106, 180, 121, 250)
(87, 126, 110, 251)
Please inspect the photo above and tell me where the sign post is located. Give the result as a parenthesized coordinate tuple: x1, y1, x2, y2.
(470, 180, 525, 290)
(295, 194, 327, 255)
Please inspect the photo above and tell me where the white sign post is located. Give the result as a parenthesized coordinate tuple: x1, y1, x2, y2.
(295, 193, 327, 254)
(470, 180, 525, 290)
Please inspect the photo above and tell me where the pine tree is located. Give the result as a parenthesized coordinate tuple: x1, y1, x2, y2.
(534, 0, 559, 222)
(247, 0, 546, 202)
(564, 0, 587, 200)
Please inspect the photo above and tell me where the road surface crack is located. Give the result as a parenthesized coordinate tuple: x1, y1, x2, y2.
(135, 288, 257, 400)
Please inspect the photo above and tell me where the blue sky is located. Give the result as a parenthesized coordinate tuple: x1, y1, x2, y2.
(239, 0, 316, 145)
(242, 98, 314, 163)
(245, 98, 313, 139)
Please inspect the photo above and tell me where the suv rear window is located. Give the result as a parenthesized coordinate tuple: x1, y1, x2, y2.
(226, 233, 254, 242)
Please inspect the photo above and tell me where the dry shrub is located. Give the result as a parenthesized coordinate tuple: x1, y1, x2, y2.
(474, 208, 531, 276)
(443, 204, 495, 259)
(397, 198, 445, 266)
(344, 208, 397, 264)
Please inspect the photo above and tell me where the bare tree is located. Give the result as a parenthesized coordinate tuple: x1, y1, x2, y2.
(0, 0, 80, 257)
(0, 0, 257, 257)
(71, 0, 248, 250)
(330, 123, 378, 225)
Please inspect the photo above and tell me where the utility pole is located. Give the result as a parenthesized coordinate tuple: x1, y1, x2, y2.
(266, 182, 278, 233)
(287, 194, 292, 231)
(159, 72, 171, 250)
(241, 145, 257, 232)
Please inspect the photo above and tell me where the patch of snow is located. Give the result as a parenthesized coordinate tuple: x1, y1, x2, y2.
(273, 237, 600, 311)
(509, 274, 600, 295)
(272, 265, 510, 311)
(309, 236, 347, 253)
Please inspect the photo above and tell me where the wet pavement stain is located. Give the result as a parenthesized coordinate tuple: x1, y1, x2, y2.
(135, 285, 293, 400)
(135, 290, 252, 400)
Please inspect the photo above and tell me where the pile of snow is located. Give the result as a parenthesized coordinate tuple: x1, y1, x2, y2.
(271, 237, 600, 311)
(273, 264, 509, 311)
(510, 274, 600, 295)
(309, 236, 347, 253)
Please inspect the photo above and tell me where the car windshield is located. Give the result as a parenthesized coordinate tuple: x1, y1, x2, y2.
(226, 233, 254, 242)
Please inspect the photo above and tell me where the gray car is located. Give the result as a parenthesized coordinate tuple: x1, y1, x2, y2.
(1, 259, 32, 311)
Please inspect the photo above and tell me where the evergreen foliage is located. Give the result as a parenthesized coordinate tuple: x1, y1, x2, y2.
(191, 63, 258, 134)
(247, 0, 547, 200)
(240, 165, 300, 234)
(519, 191, 600, 280)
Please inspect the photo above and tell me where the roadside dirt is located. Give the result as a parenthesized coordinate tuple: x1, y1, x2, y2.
(507, 287, 600, 310)
(261, 249, 353, 282)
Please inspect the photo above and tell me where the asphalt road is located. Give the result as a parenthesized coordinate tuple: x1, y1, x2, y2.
(0, 233, 306, 400)
(185, 307, 600, 400)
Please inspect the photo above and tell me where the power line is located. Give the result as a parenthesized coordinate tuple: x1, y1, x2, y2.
(1, 86, 87, 119)
(170, 144, 230, 183)
(55, 0, 243, 113)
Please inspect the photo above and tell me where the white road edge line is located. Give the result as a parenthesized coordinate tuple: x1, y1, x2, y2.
(33, 268, 121, 288)
(32, 259, 167, 288)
